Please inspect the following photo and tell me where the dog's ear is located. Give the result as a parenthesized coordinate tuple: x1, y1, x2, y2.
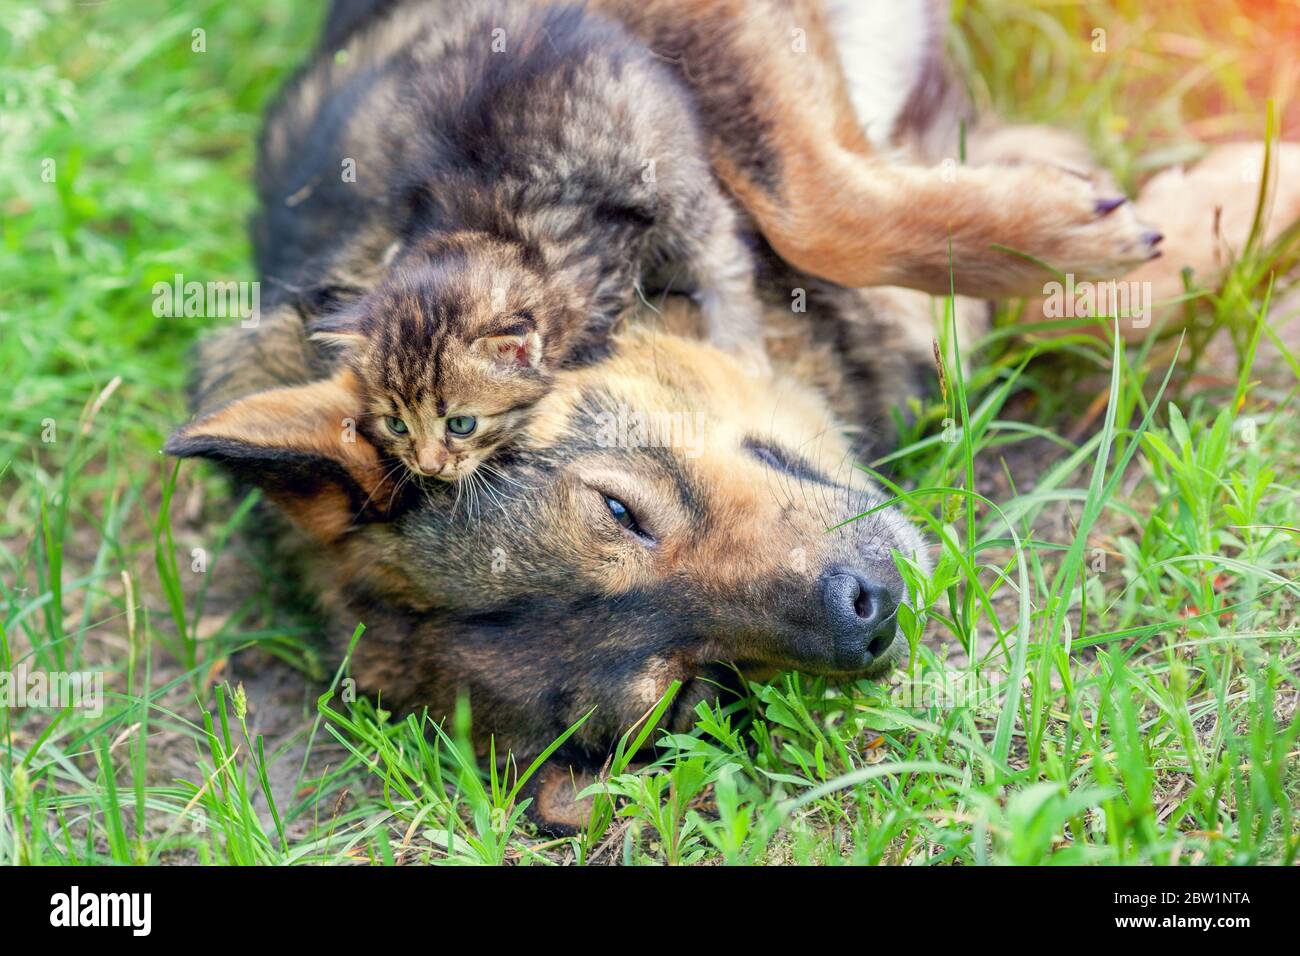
(164, 370, 402, 542)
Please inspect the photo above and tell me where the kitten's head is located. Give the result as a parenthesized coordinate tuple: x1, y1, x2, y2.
(311, 239, 554, 480)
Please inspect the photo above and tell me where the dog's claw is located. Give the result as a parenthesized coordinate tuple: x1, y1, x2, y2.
(1034, 170, 1162, 279)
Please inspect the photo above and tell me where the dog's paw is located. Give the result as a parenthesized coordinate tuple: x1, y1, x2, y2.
(522, 764, 595, 837)
(1033, 167, 1164, 279)
(901, 162, 1166, 299)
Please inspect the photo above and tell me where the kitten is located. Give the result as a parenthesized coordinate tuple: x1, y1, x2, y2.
(312, 236, 558, 482)
(307, 4, 764, 483)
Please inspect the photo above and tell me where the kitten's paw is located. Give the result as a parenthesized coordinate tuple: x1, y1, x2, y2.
(704, 309, 771, 376)
(699, 290, 770, 375)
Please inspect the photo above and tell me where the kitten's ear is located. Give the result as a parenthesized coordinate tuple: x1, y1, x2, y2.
(473, 320, 543, 371)
(164, 370, 405, 542)
(309, 308, 366, 352)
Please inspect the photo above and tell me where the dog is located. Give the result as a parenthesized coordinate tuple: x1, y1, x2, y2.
(168, 0, 1155, 829)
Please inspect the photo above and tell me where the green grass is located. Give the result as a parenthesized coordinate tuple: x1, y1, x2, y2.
(2, 0, 1297, 865)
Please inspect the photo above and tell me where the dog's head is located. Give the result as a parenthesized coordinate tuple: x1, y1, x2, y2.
(166, 324, 926, 757)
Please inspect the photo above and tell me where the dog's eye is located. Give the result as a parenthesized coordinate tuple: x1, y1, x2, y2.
(605, 496, 634, 529)
(604, 495, 653, 543)
(446, 415, 477, 436)
(385, 416, 409, 435)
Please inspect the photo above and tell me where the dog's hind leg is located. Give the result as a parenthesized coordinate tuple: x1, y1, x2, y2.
(593, 0, 1162, 298)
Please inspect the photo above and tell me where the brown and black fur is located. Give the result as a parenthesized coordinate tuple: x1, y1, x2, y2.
(260, 0, 759, 349)
(569, 0, 1162, 297)
(279, 0, 1160, 305)
(171, 0, 1158, 830)
(170, 297, 926, 826)
(258, 0, 769, 486)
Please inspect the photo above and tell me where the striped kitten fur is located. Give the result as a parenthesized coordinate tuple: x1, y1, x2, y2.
(304, 1, 762, 482)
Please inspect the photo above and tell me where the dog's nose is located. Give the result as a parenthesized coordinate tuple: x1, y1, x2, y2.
(821, 570, 900, 670)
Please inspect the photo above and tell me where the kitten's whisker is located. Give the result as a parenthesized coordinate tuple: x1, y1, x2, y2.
(474, 474, 487, 518)
(468, 469, 490, 511)
(477, 470, 511, 512)
(451, 472, 465, 518)
(476, 470, 503, 515)
(384, 464, 419, 513)
(473, 463, 521, 505)
(476, 461, 518, 484)
(470, 468, 486, 520)
(356, 457, 413, 518)
(477, 460, 533, 492)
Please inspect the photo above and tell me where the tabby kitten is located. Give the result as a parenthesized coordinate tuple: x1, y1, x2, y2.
(313, 236, 561, 482)
(307, 3, 763, 483)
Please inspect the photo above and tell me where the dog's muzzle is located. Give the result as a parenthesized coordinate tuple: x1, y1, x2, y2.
(818, 565, 904, 672)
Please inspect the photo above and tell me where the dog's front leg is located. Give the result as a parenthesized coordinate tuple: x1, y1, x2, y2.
(590, 0, 1161, 298)
(739, 146, 1163, 298)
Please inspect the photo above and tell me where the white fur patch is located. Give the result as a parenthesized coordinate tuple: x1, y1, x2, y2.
(824, 0, 938, 147)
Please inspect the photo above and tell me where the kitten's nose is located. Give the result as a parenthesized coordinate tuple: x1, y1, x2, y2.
(416, 446, 447, 475)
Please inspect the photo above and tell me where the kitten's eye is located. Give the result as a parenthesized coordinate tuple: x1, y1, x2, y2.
(385, 416, 409, 435)
(447, 415, 477, 436)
